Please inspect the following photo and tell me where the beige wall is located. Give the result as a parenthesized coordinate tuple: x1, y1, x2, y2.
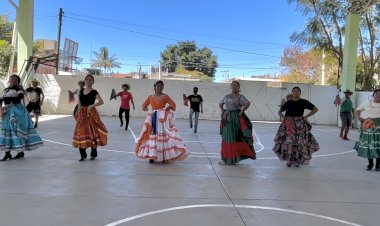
(33, 74, 340, 125)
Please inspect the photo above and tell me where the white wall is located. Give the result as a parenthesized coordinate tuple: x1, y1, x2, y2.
(34, 74, 340, 125)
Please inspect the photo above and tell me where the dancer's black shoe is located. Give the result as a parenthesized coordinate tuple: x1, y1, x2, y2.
(0, 152, 12, 161)
(12, 152, 24, 159)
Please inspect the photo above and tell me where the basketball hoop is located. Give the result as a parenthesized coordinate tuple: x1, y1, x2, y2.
(60, 38, 79, 70)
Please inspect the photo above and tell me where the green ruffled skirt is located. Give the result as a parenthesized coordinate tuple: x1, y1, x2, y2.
(354, 118, 380, 158)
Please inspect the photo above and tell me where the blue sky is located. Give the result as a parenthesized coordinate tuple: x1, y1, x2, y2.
(1, 0, 306, 81)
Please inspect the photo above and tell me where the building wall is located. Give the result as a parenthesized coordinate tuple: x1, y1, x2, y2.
(35, 74, 343, 125)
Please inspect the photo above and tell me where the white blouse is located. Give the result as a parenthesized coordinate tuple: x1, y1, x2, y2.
(356, 100, 380, 119)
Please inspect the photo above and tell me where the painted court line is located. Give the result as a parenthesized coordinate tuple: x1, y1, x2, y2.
(128, 125, 138, 143)
(257, 150, 356, 160)
(181, 132, 220, 136)
(42, 138, 220, 157)
(314, 128, 359, 141)
(313, 128, 355, 133)
(251, 124, 262, 144)
(129, 126, 263, 149)
(255, 143, 265, 153)
(42, 138, 129, 153)
(251, 125, 265, 153)
(43, 122, 354, 159)
(184, 141, 220, 144)
(42, 138, 354, 159)
(105, 204, 361, 226)
(40, 131, 58, 136)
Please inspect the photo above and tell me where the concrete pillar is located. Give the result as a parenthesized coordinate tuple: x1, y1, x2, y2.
(340, 13, 360, 127)
(16, 0, 34, 74)
(341, 13, 360, 93)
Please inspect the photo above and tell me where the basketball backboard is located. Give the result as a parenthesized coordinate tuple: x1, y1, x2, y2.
(59, 38, 79, 72)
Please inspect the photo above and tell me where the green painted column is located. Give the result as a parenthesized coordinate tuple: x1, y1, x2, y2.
(341, 13, 360, 93)
(16, 0, 34, 74)
(340, 13, 360, 127)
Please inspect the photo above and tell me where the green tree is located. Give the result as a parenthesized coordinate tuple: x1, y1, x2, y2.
(0, 13, 47, 76)
(91, 47, 121, 75)
(197, 47, 218, 76)
(357, 6, 380, 90)
(288, 0, 345, 86)
(0, 13, 14, 77)
(0, 13, 13, 43)
(160, 45, 178, 72)
(160, 41, 218, 77)
(32, 41, 44, 56)
(0, 40, 14, 76)
(288, 0, 380, 90)
(279, 46, 338, 85)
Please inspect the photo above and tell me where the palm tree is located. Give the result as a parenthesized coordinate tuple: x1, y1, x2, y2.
(91, 47, 121, 75)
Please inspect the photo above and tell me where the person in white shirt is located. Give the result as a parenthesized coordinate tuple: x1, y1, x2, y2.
(354, 89, 380, 171)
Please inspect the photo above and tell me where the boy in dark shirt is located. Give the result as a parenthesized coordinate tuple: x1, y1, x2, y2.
(187, 87, 203, 133)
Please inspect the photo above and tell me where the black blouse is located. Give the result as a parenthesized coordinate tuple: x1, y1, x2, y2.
(281, 99, 315, 117)
(0, 85, 24, 105)
(79, 89, 98, 106)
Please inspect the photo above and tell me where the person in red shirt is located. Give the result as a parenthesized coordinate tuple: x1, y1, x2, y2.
(117, 83, 135, 130)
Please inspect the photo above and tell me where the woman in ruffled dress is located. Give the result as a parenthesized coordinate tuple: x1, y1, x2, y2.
(354, 89, 380, 171)
(219, 80, 256, 165)
(0, 75, 43, 161)
(135, 80, 188, 163)
(72, 75, 108, 161)
(273, 86, 319, 167)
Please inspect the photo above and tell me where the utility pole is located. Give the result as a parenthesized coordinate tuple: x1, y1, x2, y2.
(321, 51, 326, 85)
(221, 70, 229, 83)
(158, 61, 161, 80)
(149, 64, 152, 79)
(56, 8, 63, 75)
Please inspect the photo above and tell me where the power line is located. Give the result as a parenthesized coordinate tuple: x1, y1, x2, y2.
(64, 11, 290, 47)
(81, 59, 282, 70)
(81, 59, 319, 72)
(78, 51, 279, 66)
(218, 66, 279, 70)
(35, 12, 58, 17)
(63, 15, 281, 58)
(81, 62, 152, 66)
(35, 15, 57, 20)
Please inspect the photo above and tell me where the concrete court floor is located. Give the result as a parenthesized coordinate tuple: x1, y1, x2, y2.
(0, 115, 379, 226)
